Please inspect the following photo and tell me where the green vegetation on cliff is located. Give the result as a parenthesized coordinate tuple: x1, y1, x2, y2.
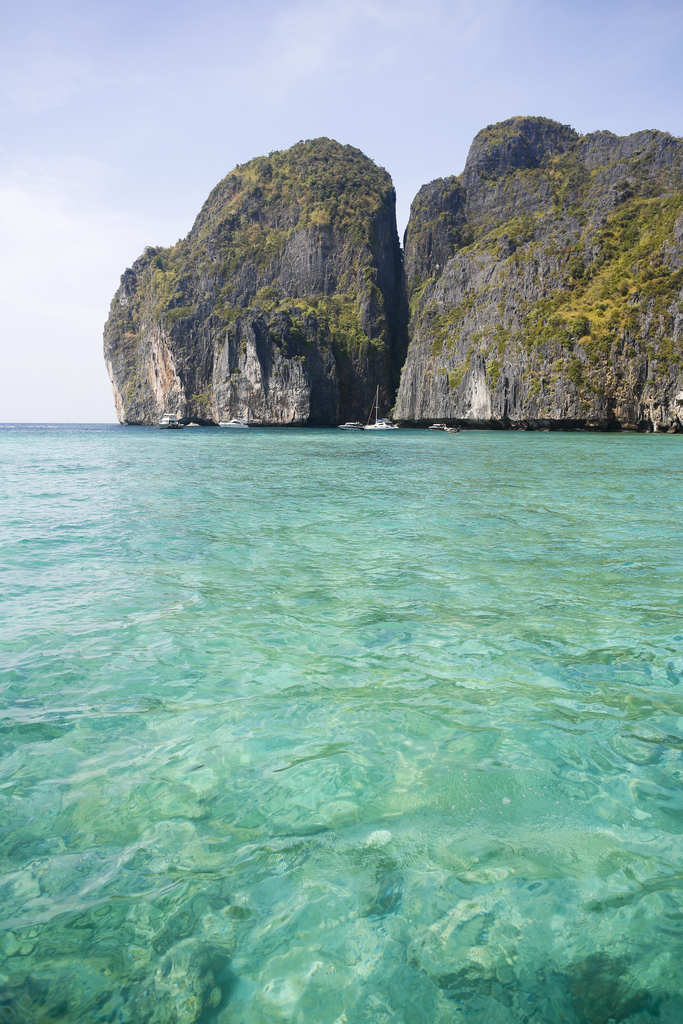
(104, 138, 403, 425)
(522, 192, 683, 375)
(106, 119, 683, 430)
(399, 117, 683, 428)
(110, 138, 398, 335)
(198, 138, 395, 252)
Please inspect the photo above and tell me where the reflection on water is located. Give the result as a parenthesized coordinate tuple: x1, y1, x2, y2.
(1, 425, 682, 1022)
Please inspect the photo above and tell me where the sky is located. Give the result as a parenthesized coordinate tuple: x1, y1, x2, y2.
(1, 0, 682, 422)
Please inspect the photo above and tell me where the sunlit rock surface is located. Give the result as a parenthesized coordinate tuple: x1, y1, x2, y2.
(104, 139, 405, 425)
(396, 117, 683, 431)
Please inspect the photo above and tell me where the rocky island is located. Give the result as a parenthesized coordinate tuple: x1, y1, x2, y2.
(104, 140, 404, 426)
(396, 117, 683, 431)
(105, 119, 683, 430)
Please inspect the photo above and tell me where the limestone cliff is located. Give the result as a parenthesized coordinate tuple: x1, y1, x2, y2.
(104, 139, 404, 425)
(105, 121, 683, 431)
(396, 117, 683, 430)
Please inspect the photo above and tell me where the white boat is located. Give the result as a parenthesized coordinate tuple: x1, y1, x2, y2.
(219, 418, 249, 429)
(158, 413, 184, 429)
(338, 422, 364, 431)
(366, 418, 398, 430)
(364, 388, 398, 430)
(428, 423, 446, 431)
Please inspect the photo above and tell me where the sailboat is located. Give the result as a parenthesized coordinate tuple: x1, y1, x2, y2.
(363, 386, 398, 430)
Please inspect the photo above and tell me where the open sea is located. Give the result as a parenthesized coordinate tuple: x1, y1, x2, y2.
(1, 423, 683, 1024)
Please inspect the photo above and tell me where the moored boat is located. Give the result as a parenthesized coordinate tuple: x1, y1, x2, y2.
(219, 419, 249, 429)
(338, 422, 364, 431)
(428, 423, 446, 431)
(364, 387, 398, 430)
(158, 413, 184, 429)
(365, 418, 398, 430)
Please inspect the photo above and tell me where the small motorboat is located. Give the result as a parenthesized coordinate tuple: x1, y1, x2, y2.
(158, 413, 184, 429)
(444, 426, 461, 433)
(219, 419, 249, 429)
(428, 423, 446, 431)
(338, 422, 364, 431)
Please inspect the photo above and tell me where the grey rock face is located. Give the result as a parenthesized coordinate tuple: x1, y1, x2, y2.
(104, 139, 403, 426)
(402, 178, 468, 289)
(105, 121, 683, 432)
(396, 117, 683, 431)
(463, 119, 578, 183)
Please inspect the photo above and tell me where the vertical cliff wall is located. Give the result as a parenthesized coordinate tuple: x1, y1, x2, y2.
(104, 139, 405, 425)
(105, 121, 683, 431)
(396, 117, 683, 431)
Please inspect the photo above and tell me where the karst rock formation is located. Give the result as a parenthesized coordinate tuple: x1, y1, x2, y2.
(105, 120, 683, 431)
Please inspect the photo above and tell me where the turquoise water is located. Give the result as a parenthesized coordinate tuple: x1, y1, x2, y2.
(1, 424, 683, 1024)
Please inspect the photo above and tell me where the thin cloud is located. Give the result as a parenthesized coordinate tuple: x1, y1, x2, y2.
(218, 0, 518, 112)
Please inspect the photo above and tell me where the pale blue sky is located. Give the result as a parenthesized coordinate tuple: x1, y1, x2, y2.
(1, 0, 682, 420)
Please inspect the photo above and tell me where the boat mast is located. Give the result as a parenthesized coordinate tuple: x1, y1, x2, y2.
(364, 385, 378, 428)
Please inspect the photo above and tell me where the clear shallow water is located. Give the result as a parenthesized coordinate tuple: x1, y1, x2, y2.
(1, 423, 683, 1024)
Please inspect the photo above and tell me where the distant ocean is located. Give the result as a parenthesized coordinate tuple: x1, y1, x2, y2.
(1, 423, 682, 1023)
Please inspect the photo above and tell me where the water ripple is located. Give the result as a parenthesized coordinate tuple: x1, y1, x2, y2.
(1, 426, 682, 1022)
